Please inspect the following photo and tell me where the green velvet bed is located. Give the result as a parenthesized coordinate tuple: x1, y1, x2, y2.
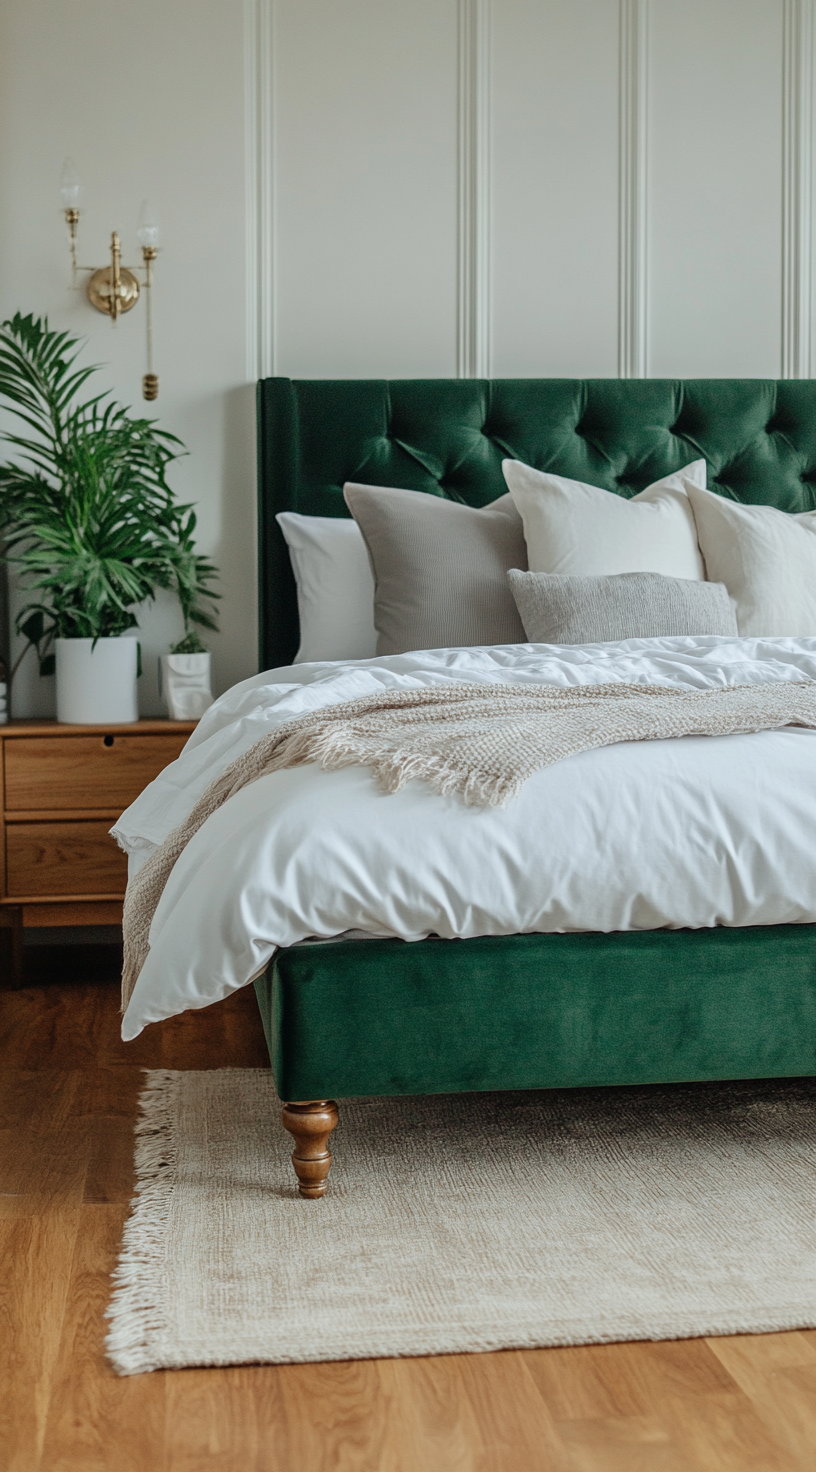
(254, 376, 816, 1196)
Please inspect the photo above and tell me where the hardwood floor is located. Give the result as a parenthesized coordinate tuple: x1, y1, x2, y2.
(2, 940, 814, 1472)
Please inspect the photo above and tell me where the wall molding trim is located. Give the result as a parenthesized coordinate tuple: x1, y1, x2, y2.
(245, 0, 275, 381)
(618, 0, 648, 379)
(782, 0, 814, 379)
(457, 0, 491, 378)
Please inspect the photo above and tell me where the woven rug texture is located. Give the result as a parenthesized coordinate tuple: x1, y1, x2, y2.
(106, 1070, 816, 1375)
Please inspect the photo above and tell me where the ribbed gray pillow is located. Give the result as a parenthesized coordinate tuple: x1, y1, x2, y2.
(507, 569, 738, 645)
(344, 483, 528, 654)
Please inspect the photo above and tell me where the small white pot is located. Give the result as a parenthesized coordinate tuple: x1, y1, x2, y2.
(55, 637, 139, 725)
(159, 652, 213, 721)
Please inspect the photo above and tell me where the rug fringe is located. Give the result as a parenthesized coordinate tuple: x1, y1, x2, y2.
(103, 1071, 816, 1375)
(105, 1070, 180, 1376)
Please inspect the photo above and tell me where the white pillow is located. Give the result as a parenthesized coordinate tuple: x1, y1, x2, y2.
(683, 482, 816, 636)
(503, 459, 707, 580)
(276, 512, 377, 663)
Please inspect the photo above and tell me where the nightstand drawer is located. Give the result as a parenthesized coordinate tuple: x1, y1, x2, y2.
(4, 733, 188, 813)
(6, 821, 128, 897)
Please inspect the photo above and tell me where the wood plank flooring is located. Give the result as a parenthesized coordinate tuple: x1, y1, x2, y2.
(1, 939, 814, 1472)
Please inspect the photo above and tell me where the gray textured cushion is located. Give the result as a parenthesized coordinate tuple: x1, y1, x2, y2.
(343, 483, 528, 654)
(507, 569, 738, 645)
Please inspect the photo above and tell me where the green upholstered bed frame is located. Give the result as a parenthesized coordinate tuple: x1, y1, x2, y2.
(255, 377, 816, 1197)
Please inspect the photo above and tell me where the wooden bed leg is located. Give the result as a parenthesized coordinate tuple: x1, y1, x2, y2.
(281, 1100, 339, 1199)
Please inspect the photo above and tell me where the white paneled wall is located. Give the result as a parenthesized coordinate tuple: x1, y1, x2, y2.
(256, 0, 814, 384)
(0, 0, 813, 711)
(491, 0, 620, 378)
(272, 0, 459, 378)
(648, 0, 784, 378)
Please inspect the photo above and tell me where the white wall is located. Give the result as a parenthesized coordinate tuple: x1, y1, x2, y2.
(0, 0, 254, 716)
(648, 0, 784, 377)
(267, 0, 809, 384)
(273, 0, 459, 377)
(1, 0, 811, 713)
(491, 0, 620, 376)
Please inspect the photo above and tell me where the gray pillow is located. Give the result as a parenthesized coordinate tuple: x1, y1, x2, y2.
(507, 568, 738, 645)
(343, 483, 528, 654)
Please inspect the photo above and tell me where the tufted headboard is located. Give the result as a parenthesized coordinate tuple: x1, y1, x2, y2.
(257, 377, 816, 669)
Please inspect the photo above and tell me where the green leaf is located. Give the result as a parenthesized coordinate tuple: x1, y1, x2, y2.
(19, 611, 45, 644)
(0, 312, 219, 660)
(39, 653, 56, 678)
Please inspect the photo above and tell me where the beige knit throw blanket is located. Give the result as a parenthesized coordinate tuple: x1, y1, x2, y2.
(121, 678, 816, 1010)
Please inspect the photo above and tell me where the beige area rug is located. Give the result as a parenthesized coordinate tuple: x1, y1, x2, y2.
(106, 1070, 816, 1375)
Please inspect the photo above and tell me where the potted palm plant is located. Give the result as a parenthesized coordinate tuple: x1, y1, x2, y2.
(0, 313, 218, 722)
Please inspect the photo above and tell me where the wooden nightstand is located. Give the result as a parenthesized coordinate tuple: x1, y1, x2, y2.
(0, 718, 196, 985)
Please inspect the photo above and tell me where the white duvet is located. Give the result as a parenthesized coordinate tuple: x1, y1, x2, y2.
(117, 636, 816, 1040)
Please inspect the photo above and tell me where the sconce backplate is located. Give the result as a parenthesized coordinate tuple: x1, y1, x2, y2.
(87, 265, 141, 315)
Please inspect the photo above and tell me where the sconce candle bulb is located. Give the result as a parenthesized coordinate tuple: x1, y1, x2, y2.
(137, 199, 160, 251)
(59, 157, 82, 209)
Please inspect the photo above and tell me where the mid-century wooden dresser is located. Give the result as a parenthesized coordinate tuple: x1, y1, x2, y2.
(0, 719, 195, 984)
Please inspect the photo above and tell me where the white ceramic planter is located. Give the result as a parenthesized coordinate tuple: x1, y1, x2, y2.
(159, 652, 213, 721)
(55, 637, 139, 724)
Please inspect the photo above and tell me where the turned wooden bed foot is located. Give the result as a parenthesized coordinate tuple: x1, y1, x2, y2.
(281, 1100, 339, 1198)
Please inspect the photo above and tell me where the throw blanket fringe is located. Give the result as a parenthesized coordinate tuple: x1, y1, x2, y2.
(121, 679, 816, 1011)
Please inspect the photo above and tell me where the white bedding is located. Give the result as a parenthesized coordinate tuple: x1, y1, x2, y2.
(117, 636, 816, 1040)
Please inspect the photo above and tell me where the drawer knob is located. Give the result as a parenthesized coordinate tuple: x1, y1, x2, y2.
(103, 735, 115, 748)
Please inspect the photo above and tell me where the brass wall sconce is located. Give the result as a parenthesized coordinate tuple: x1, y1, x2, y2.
(60, 158, 161, 401)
